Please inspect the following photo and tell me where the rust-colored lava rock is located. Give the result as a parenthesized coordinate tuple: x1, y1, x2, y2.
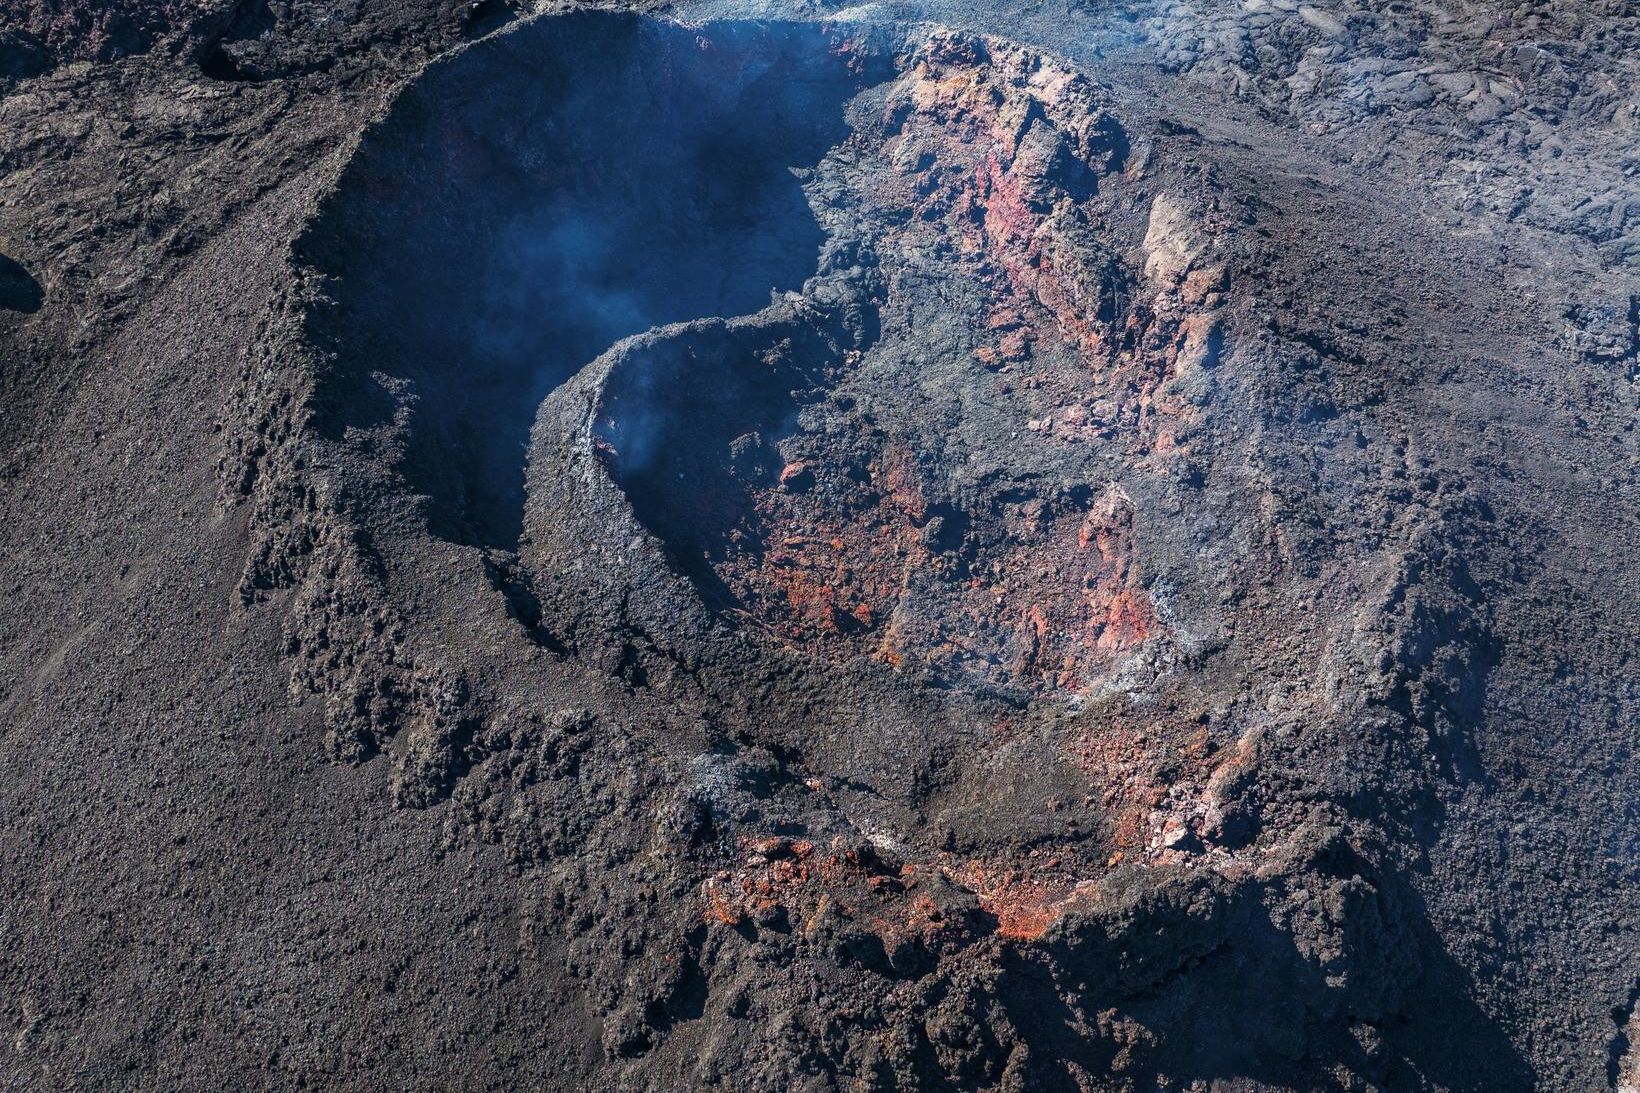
(3, 2, 1638, 1091)
(595, 30, 1222, 704)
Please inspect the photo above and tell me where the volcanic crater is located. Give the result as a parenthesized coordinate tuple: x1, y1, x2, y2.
(9, 0, 1635, 1087)
(280, 8, 1244, 965)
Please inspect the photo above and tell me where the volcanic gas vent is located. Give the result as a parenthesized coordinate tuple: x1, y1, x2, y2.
(298, 13, 889, 550)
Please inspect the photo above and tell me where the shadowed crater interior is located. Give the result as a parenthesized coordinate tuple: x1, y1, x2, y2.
(302, 12, 886, 549)
(0, 255, 42, 314)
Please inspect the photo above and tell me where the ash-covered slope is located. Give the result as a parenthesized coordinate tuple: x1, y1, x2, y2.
(0, 2, 1635, 1091)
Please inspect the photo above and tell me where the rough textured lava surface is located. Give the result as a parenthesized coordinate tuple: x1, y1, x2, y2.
(0, 1, 1636, 1090)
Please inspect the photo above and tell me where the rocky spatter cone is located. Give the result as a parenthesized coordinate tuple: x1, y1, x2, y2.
(212, 10, 1526, 1089)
